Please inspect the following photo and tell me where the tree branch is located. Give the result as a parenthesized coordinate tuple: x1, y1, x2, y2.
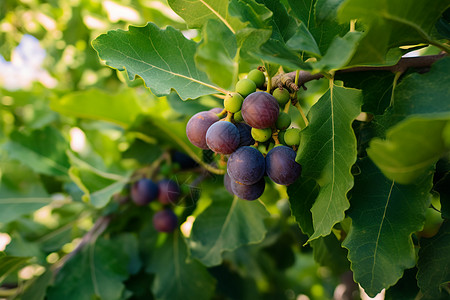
(271, 54, 447, 90)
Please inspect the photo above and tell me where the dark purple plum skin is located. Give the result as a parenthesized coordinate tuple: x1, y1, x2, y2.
(186, 111, 219, 149)
(224, 173, 234, 195)
(158, 179, 181, 205)
(153, 209, 178, 232)
(131, 178, 159, 206)
(231, 177, 265, 201)
(235, 123, 255, 147)
(227, 146, 265, 185)
(265, 146, 301, 185)
(205, 121, 240, 154)
(241, 92, 279, 129)
(209, 107, 224, 114)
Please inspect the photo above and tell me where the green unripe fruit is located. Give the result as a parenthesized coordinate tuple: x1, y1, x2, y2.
(224, 92, 244, 113)
(247, 69, 265, 88)
(278, 130, 286, 145)
(273, 88, 290, 107)
(235, 78, 257, 97)
(258, 143, 268, 154)
(234, 110, 243, 122)
(276, 112, 291, 130)
(284, 128, 301, 146)
(251, 127, 272, 142)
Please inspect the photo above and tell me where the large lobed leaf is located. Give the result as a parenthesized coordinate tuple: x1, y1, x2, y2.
(195, 20, 238, 90)
(368, 119, 449, 184)
(168, 0, 245, 32)
(147, 231, 216, 300)
(368, 58, 450, 183)
(92, 23, 224, 100)
(51, 89, 144, 129)
(0, 253, 30, 284)
(297, 84, 362, 242)
(47, 236, 134, 300)
(2, 127, 70, 177)
(338, 0, 450, 65)
(189, 190, 269, 266)
(288, 0, 348, 55)
(343, 158, 433, 297)
(417, 221, 450, 299)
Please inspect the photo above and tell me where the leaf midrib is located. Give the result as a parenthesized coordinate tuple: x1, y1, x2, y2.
(370, 180, 394, 289)
(107, 45, 226, 94)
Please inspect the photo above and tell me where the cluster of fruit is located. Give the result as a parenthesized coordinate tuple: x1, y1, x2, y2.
(186, 69, 302, 200)
(117, 151, 198, 233)
(130, 177, 180, 232)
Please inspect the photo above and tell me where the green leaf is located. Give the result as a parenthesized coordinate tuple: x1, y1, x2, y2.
(168, 0, 245, 32)
(47, 237, 131, 300)
(189, 190, 269, 266)
(315, 0, 345, 25)
(343, 158, 433, 297)
(195, 19, 237, 90)
(287, 177, 319, 236)
(376, 58, 450, 133)
(298, 84, 362, 242)
(68, 153, 129, 208)
(50, 89, 143, 128)
(0, 197, 52, 225)
(417, 221, 450, 299)
(257, 38, 312, 70)
(338, 0, 450, 64)
(385, 267, 420, 300)
(92, 23, 225, 100)
(235, 27, 272, 62)
(257, 0, 297, 42)
(229, 0, 273, 29)
(68, 166, 127, 208)
(2, 127, 70, 177)
(22, 269, 53, 300)
(147, 232, 216, 300)
(286, 22, 322, 57)
(288, 0, 348, 55)
(336, 70, 395, 115)
(311, 234, 350, 275)
(313, 31, 364, 71)
(0, 253, 30, 283)
(368, 119, 449, 185)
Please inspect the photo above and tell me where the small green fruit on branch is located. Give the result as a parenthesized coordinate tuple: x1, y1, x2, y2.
(270, 54, 447, 91)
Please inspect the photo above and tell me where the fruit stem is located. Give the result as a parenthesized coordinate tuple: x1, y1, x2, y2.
(217, 108, 227, 118)
(264, 63, 272, 92)
(295, 102, 309, 127)
(224, 111, 233, 122)
(283, 100, 291, 113)
(272, 130, 280, 145)
(213, 94, 226, 99)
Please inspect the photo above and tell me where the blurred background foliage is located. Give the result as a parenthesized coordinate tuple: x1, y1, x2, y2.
(0, 1, 338, 300)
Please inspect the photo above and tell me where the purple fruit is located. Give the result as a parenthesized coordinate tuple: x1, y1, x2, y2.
(224, 173, 234, 195)
(241, 92, 279, 129)
(153, 209, 178, 232)
(231, 178, 265, 201)
(158, 179, 181, 205)
(265, 145, 301, 185)
(206, 121, 240, 154)
(131, 178, 159, 206)
(227, 146, 265, 185)
(235, 123, 255, 147)
(186, 111, 219, 149)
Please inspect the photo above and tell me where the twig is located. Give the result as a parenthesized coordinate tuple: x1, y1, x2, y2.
(270, 54, 446, 90)
(52, 215, 112, 275)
